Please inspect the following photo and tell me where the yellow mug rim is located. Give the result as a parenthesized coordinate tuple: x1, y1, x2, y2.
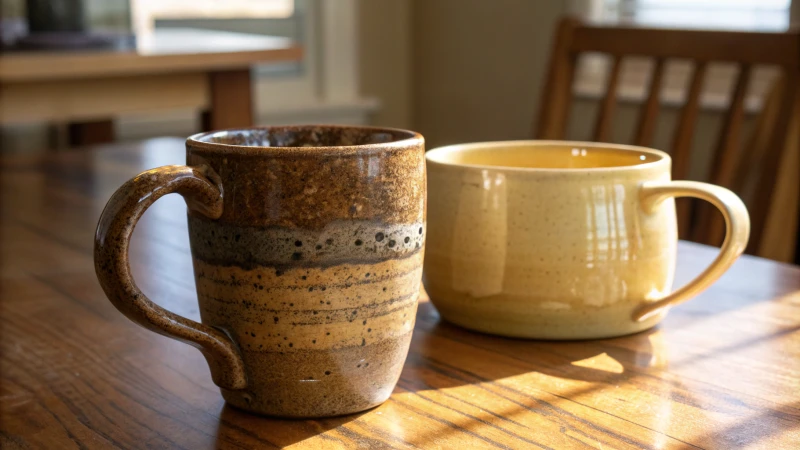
(426, 140, 671, 173)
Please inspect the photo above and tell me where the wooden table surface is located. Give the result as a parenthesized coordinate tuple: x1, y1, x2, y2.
(1, 139, 799, 449)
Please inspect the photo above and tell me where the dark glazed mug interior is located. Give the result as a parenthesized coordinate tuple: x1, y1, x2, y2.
(189, 125, 421, 150)
(184, 124, 426, 418)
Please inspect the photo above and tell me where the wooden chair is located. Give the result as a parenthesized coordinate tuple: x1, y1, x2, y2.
(534, 17, 800, 258)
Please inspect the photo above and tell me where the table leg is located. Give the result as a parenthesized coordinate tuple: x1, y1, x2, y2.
(67, 119, 114, 146)
(201, 69, 254, 132)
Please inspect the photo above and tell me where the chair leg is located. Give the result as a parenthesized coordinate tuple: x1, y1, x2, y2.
(68, 119, 115, 147)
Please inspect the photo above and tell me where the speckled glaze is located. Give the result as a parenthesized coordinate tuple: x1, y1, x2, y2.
(95, 125, 426, 417)
(424, 141, 749, 340)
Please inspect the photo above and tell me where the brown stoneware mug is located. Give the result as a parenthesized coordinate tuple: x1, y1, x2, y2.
(94, 125, 426, 418)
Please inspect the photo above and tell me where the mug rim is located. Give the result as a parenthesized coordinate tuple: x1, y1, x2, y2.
(426, 140, 671, 173)
(187, 124, 423, 155)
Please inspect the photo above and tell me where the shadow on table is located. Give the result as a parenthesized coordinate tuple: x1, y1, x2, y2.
(695, 401, 800, 448)
(392, 301, 800, 448)
(213, 404, 364, 449)
(401, 301, 661, 393)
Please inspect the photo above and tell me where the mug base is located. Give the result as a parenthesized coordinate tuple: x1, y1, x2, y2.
(220, 388, 390, 419)
(432, 304, 666, 340)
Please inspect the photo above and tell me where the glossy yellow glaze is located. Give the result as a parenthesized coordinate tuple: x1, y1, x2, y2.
(424, 141, 750, 339)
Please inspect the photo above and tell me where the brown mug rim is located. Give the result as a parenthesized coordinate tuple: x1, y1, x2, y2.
(187, 124, 424, 156)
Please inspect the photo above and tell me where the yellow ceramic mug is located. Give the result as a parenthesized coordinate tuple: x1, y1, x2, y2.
(424, 141, 750, 339)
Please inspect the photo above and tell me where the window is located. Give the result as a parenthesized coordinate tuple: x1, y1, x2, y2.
(136, 0, 303, 76)
(570, 0, 794, 111)
(608, 0, 791, 31)
(131, 0, 294, 34)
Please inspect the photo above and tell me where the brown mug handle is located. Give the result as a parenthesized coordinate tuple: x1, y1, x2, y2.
(94, 165, 247, 390)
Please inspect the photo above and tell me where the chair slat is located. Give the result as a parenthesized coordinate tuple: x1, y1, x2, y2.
(672, 62, 707, 179)
(694, 64, 752, 245)
(732, 73, 785, 195)
(672, 62, 707, 239)
(593, 56, 622, 142)
(633, 58, 665, 146)
(535, 18, 580, 139)
(748, 69, 799, 254)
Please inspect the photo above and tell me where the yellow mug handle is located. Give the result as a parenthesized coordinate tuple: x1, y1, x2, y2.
(633, 180, 750, 322)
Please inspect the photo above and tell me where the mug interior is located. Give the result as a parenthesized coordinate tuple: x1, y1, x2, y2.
(426, 141, 667, 170)
(190, 125, 419, 148)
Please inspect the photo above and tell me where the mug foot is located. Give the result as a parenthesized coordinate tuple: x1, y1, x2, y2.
(433, 305, 666, 340)
(221, 392, 386, 419)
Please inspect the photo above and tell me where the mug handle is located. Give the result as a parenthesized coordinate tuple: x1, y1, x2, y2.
(94, 165, 247, 390)
(633, 180, 750, 322)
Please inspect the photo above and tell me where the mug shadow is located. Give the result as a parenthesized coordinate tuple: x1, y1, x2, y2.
(211, 301, 665, 449)
(213, 404, 366, 449)
(401, 301, 662, 393)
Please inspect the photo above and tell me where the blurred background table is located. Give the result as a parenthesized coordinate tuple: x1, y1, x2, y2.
(1, 139, 799, 449)
(0, 28, 302, 146)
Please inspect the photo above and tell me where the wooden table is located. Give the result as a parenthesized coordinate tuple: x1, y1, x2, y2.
(2, 139, 799, 449)
(0, 29, 302, 146)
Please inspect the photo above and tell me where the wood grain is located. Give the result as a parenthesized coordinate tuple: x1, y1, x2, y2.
(2, 139, 799, 449)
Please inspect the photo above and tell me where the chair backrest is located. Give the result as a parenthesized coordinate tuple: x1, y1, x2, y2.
(535, 17, 800, 256)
